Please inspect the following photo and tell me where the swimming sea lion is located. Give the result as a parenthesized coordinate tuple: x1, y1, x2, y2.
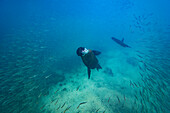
(76, 47, 102, 79)
(111, 37, 131, 48)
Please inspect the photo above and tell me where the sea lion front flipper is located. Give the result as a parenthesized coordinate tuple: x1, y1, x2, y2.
(88, 68, 91, 79)
(97, 64, 102, 71)
(92, 50, 101, 56)
(121, 38, 124, 42)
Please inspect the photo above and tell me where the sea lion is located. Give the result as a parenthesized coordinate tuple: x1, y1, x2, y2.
(76, 47, 102, 79)
(111, 37, 131, 48)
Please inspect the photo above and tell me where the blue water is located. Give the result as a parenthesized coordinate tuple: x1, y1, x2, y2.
(0, 0, 169, 113)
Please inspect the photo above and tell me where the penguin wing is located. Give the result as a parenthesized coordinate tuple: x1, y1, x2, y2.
(92, 50, 101, 56)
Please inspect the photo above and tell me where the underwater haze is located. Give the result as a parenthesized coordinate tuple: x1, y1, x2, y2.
(0, 0, 170, 113)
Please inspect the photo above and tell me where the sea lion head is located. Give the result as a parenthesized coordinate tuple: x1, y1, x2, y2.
(76, 47, 89, 56)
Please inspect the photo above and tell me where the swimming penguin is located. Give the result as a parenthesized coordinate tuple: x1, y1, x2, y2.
(76, 47, 102, 79)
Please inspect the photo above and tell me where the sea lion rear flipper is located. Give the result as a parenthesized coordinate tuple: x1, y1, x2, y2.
(92, 50, 101, 56)
(88, 68, 91, 79)
(97, 64, 102, 71)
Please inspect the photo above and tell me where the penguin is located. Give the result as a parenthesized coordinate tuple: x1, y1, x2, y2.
(76, 47, 102, 79)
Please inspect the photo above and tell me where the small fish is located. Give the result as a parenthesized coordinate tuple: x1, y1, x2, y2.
(40, 104, 46, 110)
(55, 89, 59, 94)
(130, 80, 132, 86)
(134, 99, 137, 105)
(45, 74, 51, 79)
(103, 110, 106, 113)
(145, 22, 151, 26)
(138, 65, 144, 72)
(61, 102, 66, 108)
(38, 93, 42, 98)
(77, 102, 87, 109)
(136, 50, 143, 54)
(96, 108, 100, 112)
(64, 106, 71, 113)
(124, 95, 126, 101)
(108, 97, 110, 103)
(133, 14, 138, 20)
(116, 96, 120, 103)
(151, 102, 158, 112)
(133, 82, 138, 87)
(140, 99, 143, 106)
(55, 99, 59, 105)
(148, 87, 152, 92)
(51, 99, 55, 103)
(139, 72, 143, 77)
(137, 54, 143, 58)
(141, 101, 144, 113)
(134, 95, 138, 100)
(137, 82, 141, 87)
(141, 78, 145, 83)
(130, 80, 134, 88)
(139, 90, 142, 97)
(76, 85, 81, 91)
(57, 105, 61, 110)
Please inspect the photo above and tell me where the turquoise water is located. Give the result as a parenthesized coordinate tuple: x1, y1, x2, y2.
(0, 0, 169, 113)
